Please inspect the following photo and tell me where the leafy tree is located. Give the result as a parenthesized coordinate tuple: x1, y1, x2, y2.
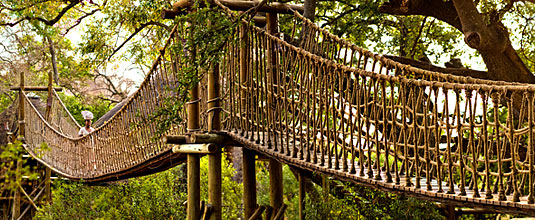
(301, 0, 535, 84)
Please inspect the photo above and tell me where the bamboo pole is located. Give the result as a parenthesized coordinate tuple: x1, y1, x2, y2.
(13, 71, 24, 220)
(187, 153, 200, 220)
(269, 158, 283, 219)
(44, 64, 54, 203)
(266, 11, 284, 219)
(208, 61, 222, 220)
(243, 148, 257, 219)
(172, 144, 217, 154)
(187, 84, 201, 220)
(298, 172, 305, 220)
(239, 17, 258, 220)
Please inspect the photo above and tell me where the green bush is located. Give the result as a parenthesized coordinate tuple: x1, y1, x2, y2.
(35, 154, 242, 220)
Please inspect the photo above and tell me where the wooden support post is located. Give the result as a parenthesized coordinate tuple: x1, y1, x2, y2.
(208, 61, 222, 220)
(45, 168, 51, 202)
(298, 172, 305, 220)
(243, 148, 257, 219)
(44, 65, 54, 203)
(266, 10, 284, 220)
(446, 205, 457, 220)
(187, 83, 201, 220)
(269, 158, 283, 219)
(13, 71, 24, 220)
(322, 175, 329, 204)
(187, 154, 201, 220)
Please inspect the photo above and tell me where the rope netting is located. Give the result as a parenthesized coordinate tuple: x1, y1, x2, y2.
(46, 90, 81, 137)
(288, 10, 530, 87)
(22, 23, 194, 180)
(213, 0, 535, 208)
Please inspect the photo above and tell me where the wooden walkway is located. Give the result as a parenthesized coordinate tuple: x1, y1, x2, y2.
(227, 131, 535, 215)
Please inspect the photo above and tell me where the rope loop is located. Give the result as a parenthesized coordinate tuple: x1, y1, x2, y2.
(186, 98, 201, 105)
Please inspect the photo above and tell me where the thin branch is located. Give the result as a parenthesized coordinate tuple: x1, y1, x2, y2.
(94, 71, 121, 97)
(2, 91, 14, 102)
(104, 21, 170, 62)
(0, 0, 80, 27)
(98, 96, 121, 104)
(320, 7, 360, 28)
(62, 8, 101, 36)
(409, 16, 428, 59)
(0, 0, 51, 13)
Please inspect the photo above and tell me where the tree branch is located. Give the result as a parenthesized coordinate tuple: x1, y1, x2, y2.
(320, 7, 360, 28)
(383, 55, 495, 80)
(62, 8, 101, 36)
(379, 0, 462, 30)
(408, 16, 427, 58)
(104, 21, 170, 62)
(0, 0, 51, 13)
(0, 0, 81, 27)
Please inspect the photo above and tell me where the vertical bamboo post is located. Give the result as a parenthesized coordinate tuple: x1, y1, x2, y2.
(240, 21, 258, 220)
(44, 68, 54, 203)
(243, 148, 257, 219)
(186, 9, 201, 219)
(267, 11, 284, 219)
(208, 63, 222, 220)
(13, 71, 24, 220)
(269, 159, 283, 218)
(298, 172, 305, 220)
(187, 84, 201, 220)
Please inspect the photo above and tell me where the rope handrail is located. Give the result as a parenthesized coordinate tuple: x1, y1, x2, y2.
(213, 0, 535, 211)
(287, 8, 530, 87)
(21, 22, 191, 180)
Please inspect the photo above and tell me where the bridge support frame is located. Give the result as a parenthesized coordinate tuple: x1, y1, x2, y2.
(207, 58, 222, 220)
(266, 10, 285, 219)
(243, 148, 257, 219)
(187, 83, 201, 220)
(298, 172, 305, 220)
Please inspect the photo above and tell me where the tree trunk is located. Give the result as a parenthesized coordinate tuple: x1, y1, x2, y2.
(380, 0, 535, 84)
(303, 0, 317, 21)
(47, 36, 59, 85)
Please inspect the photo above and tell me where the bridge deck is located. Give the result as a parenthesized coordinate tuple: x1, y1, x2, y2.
(226, 130, 535, 215)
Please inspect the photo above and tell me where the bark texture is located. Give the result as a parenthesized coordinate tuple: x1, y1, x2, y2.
(380, 0, 535, 84)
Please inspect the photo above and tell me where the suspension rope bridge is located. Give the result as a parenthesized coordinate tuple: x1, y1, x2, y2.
(9, 0, 535, 217)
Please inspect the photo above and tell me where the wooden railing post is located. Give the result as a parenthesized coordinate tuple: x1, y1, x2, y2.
(266, 11, 284, 219)
(208, 62, 222, 219)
